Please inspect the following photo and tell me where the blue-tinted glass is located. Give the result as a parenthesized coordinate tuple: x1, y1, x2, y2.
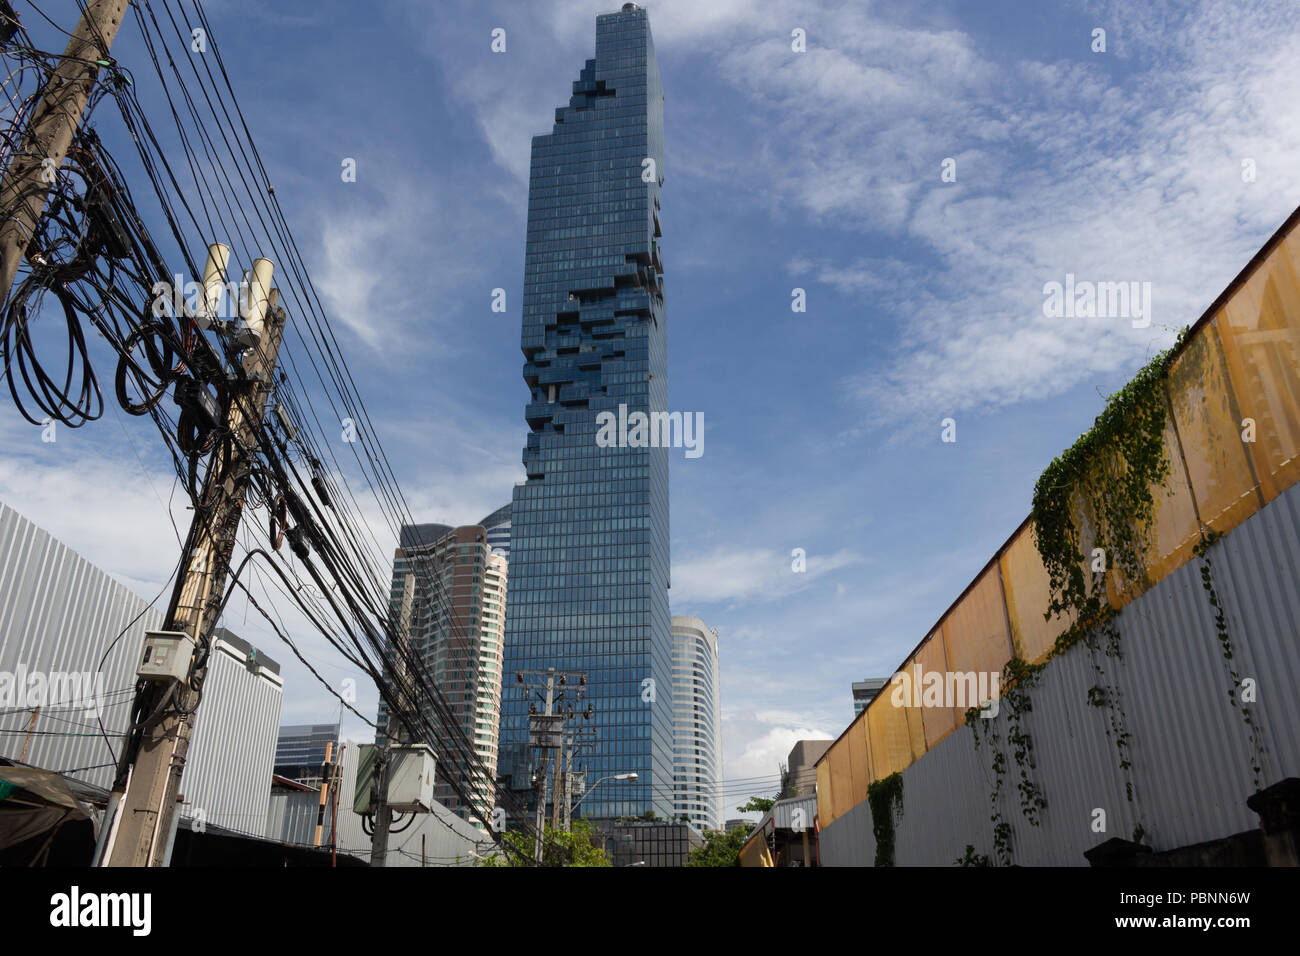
(500, 5, 672, 821)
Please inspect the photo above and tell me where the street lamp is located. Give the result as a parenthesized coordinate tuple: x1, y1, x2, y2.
(570, 771, 637, 816)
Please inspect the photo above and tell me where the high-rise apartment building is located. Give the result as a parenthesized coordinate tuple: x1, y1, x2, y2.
(382, 524, 506, 827)
(670, 616, 722, 831)
(852, 678, 888, 717)
(501, 3, 672, 820)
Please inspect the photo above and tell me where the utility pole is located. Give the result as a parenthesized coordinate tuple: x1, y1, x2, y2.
(558, 725, 596, 831)
(518, 667, 589, 862)
(313, 741, 334, 848)
(0, 0, 130, 306)
(552, 730, 565, 831)
(532, 670, 556, 865)
(102, 269, 285, 867)
(552, 727, 573, 831)
(329, 744, 343, 868)
(371, 572, 416, 867)
(17, 706, 38, 762)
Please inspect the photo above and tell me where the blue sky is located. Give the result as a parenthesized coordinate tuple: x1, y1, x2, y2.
(3, 0, 1300, 811)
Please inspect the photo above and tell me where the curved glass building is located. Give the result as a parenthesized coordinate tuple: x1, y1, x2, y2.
(478, 503, 512, 558)
(670, 616, 722, 831)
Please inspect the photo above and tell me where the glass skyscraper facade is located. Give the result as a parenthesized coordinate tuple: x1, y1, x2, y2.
(501, 3, 672, 820)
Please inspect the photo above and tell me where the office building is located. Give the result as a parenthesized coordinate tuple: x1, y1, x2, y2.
(782, 738, 832, 799)
(274, 722, 341, 784)
(500, 3, 672, 820)
(597, 819, 703, 867)
(670, 615, 722, 830)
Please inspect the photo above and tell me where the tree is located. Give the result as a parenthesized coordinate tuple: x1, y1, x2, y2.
(736, 795, 776, 814)
(687, 826, 753, 867)
(478, 819, 612, 867)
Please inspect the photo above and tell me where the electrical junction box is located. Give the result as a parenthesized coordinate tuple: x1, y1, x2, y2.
(137, 630, 195, 684)
(386, 744, 437, 813)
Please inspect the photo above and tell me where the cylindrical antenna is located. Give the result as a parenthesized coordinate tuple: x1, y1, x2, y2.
(199, 242, 230, 329)
(240, 257, 275, 345)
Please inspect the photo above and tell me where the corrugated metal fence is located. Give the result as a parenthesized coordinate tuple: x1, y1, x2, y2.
(0, 502, 160, 789)
(821, 415, 1300, 866)
(818, 208, 1300, 864)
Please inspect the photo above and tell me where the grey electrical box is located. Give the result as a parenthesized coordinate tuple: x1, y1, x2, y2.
(137, 630, 195, 683)
(387, 744, 437, 813)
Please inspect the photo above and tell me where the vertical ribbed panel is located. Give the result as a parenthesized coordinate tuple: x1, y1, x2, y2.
(0, 503, 161, 789)
(820, 481, 1300, 865)
(181, 640, 283, 837)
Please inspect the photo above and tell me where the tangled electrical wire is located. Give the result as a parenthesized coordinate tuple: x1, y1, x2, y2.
(0, 130, 240, 508)
(2, 0, 550, 863)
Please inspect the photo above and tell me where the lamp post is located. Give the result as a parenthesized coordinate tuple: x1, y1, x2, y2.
(570, 771, 638, 818)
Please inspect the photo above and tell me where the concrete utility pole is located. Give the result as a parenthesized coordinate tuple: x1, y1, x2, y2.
(329, 744, 343, 868)
(17, 706, 39, 762)
(313, 741, 335, 848)
(533, 671, 556, 865)
(0, 0, 130, 306)
(558, 726, 595, 831)
(518, 667, 589, 861)
(371, 572, 416, 867)
(555, 737, 569, 831)
(103, 276, 285, 867)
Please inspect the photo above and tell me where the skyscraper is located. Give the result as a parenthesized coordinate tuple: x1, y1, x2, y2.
(501, 3, 671, 820)
(670, 616, 722, 831)
(382, 524, 506, 827)
(479, 503, 512, 558)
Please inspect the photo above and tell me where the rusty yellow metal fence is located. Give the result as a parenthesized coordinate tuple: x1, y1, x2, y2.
(739, 828, 773, 867)
(817, 208, 1300, 830)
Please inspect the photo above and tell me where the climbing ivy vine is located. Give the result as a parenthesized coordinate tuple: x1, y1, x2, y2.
(1022, 329, 1191, 847)
(1194, 531, 1266, 790)
(1002, 657, 1049, 824)
(1032, 333, 1185, 620)
(955, 844, 991, 867)
(967, 707, 1013, 865)
(867, 772, 904, 867)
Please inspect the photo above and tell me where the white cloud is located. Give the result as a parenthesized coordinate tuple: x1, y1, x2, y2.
(717, 0, 1300, 425)
(721, 713, 836, 810)
(670, 545, 862, 606)
(0, 414, 188, 600)
(313, 168, 486, 355)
